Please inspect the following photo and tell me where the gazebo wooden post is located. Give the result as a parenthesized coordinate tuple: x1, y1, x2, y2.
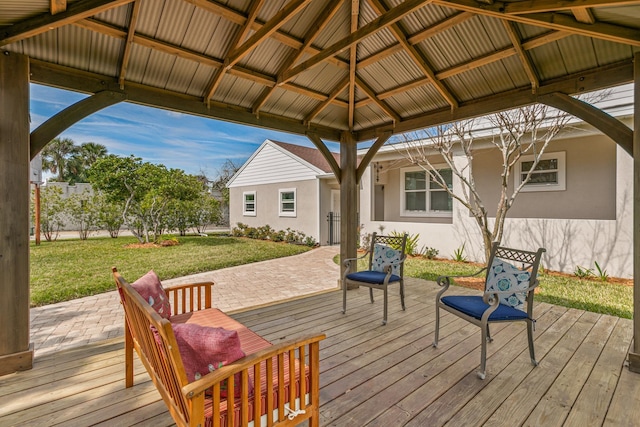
(631, 51, 640, 373)
(0, 51, 33, 375)
(340, 131, 358, 288)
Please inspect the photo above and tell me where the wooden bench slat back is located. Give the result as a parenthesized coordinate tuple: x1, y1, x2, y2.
(112, 269, 191, 426)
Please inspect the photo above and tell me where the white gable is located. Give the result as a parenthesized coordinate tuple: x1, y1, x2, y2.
(228, 141, 323, 188)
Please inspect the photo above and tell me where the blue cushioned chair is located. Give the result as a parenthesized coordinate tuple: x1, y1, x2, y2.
(433, 242, 545, 379)
(342, 232, 407, 325)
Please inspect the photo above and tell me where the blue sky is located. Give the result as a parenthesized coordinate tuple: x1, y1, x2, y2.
(30, 84, 341, 179)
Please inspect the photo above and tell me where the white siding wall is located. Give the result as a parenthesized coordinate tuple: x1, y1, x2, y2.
(229, 143, 321, 187)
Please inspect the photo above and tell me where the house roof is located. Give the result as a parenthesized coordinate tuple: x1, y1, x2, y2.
(271, 140, 340, 174)
(1, 1, 638, 143)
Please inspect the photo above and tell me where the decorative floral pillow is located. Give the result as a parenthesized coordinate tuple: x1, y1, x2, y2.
(132, 270, 171, 319)
(372, 244, 402, 276)
(486, 258, 531, 310)
(171, 323, 249, 398)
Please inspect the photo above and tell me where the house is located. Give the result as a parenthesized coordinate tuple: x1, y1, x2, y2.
(359, 85, 634, 278)
(227, 140, 340, 245)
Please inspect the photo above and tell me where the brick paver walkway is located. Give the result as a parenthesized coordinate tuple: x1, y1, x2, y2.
(29, 246, 340, 357)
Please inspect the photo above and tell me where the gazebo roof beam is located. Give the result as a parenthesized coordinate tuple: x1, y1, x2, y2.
(355, 76, 402, 123)
(51, 0, 67, 15)
(204, 0, 266, 103)
(434, 0, 640, 47)
(279, 0, 434, 84)
(368, 0, 458, 109)
(0, 0, 134, 46)
(252, 0, 342, 115)
(304, 75, 350, 124)
(501, 0, 640, 15)
(356, 59, 634, 141)
(502, 19, 539, 92)
(357, 30, 566, 108)
(117, 0, 141, 89)
(572, 7, 596, 24)
(73, 18, 348, 109)
(225, 0, 314, 70)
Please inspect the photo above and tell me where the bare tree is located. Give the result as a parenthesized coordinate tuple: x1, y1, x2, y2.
(395, 102, 580, 262)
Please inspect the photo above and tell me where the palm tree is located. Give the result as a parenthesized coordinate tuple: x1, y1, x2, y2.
(67, 142, 108, 182)
(41, 137, 77, 182)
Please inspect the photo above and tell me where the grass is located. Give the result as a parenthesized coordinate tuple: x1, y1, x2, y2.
(338, 254, 633, 319)
(30, 235, 310, 307)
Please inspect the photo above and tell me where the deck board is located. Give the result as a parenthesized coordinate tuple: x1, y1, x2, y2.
(1, 280, 639, 426)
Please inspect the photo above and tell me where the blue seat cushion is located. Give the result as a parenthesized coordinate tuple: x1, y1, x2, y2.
(346, 270, 401, 285)
(441, 295, 528, 321)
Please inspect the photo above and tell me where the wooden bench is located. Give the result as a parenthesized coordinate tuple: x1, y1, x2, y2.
(112, 267, 325, 427)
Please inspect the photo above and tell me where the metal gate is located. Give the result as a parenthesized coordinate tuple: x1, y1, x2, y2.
(327, 212, 340, 245)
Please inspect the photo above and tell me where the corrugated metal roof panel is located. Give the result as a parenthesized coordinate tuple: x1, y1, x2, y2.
(94, 2, 130, 27)
(239, 38, 292, 76)
(556, 36, 598, 75)
(256, 0, 288, 24)
(0, 0, 50, 25)
(187, 65, 216, 98)
(57, 25, 93, 71)
(125, 43, 152, 83)
(401, 3, 450, 35)
(355, 103, 389, 131)
(495, 56, 530, 90)
(290, 62, 347, 94)
(141, 49, 177, 88)
(267, 90, 319, 121)
(216, 74, 264, 109)
(135, 0, 165, 37)
(592, 38, 635, 66)
(528, 39, 568, 81)
(386, 84, 447, 118)
(595, 5, 640, 28)
(165, 57, 201, 94)
(359, 51, 423, 94)
(280, 0, 327, 39)
(203, 17, 240, 60)
(314, 103, 348, 130)
(313, 1, 350, 47)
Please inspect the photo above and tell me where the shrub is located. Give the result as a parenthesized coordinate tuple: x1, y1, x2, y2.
(421, 246, 439, 259)
(452, 243, 467, 262)
(574, 265, 594, 279)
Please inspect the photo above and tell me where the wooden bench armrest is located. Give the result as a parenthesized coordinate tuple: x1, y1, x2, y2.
(165, 281, 214, 314)
(183, 333, 326, 398)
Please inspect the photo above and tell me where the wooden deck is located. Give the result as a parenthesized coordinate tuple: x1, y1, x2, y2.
(2, 278, 640, 426)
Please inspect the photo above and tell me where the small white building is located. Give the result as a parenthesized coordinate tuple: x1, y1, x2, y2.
(227, 140, 341, 245)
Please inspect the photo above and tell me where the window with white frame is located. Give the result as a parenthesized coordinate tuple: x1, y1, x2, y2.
(279, 188, 296, 217)
(401, 166, 452, 216)
(243, 191, 256, 216)
(515, 151, 566, 192)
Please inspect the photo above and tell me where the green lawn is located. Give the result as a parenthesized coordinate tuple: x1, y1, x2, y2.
(31, 237, 633, 319)
(340, 255, 633, 319)
(30, 235, 310, 307)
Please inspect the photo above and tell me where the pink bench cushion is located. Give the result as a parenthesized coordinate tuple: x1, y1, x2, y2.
(171, 309, 310, 427)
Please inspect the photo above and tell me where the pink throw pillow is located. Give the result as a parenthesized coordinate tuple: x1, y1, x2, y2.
(132, 270, 172, 319)
(172, 323, 249, 397)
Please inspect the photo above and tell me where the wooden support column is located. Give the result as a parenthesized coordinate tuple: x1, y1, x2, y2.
(0, 52, 32, 375)
(340, 131, 358, 288)
(631, 51, 640, 373)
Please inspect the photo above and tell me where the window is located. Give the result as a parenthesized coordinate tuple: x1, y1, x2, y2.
(243, 191, 256, 216)
(401, 166, 452, 217)
(279, 188, 296, 217)
(515, 152, 566, 192)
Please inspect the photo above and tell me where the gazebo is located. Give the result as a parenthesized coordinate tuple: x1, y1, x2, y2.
(0, 0, 639, 377)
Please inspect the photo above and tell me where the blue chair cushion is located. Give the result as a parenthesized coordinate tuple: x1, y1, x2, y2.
(346, 270, 401, 285)
(441, 295, 528, 321)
